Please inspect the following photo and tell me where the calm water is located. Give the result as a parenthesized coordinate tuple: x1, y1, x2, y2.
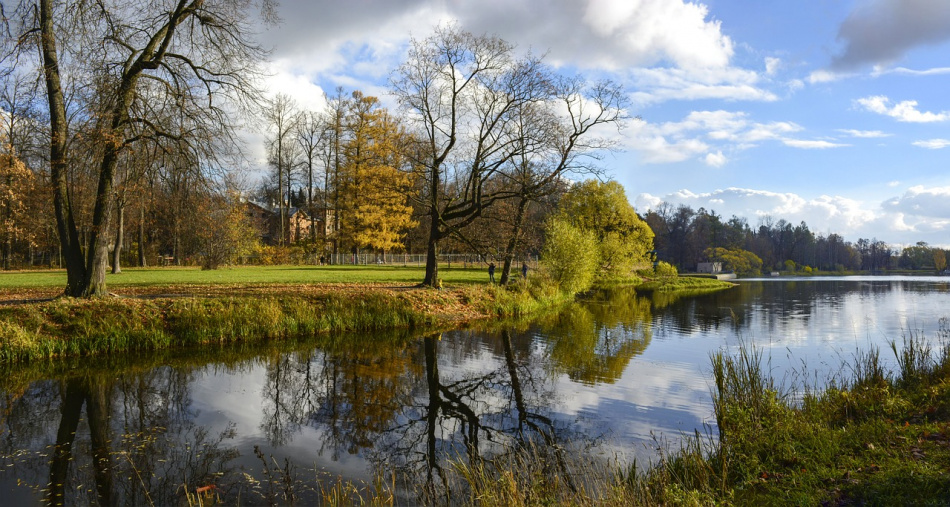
(1, 277, 949, 504)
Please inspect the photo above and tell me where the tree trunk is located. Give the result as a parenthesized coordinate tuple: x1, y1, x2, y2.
(423, 211, 440, 286)
(2, 172, 10, 270)
(138, 200, 147, 267)
(40, 0, 87, 296)
(499, 197, 528, 285)
(2, 235, 9, 271)
(47, 379, 84, 507)
(86, 379, 114, 506)
(81, 145, 121, 296)
(422, 158, 442, 286)
(112, 201, 124, 274)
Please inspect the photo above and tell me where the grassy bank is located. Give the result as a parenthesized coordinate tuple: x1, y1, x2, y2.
(0, 266, 573, 363)
(631, 331, 950, 505)
(406, 332, 950, 506)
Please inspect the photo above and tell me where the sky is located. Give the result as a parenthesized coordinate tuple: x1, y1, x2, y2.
(253, 0, 950, 249)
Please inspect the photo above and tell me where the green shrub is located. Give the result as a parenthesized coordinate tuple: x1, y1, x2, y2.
(655, 261, 678, 278)
(540, 217, 600, 295)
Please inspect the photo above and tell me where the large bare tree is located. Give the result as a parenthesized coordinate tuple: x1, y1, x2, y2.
(391, 24, 550, 286)
(392, 24, 629, 286)
(7, 0, 270, 296)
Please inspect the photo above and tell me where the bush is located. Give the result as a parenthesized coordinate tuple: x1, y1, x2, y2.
(540, 217, 600, 295)
(655, 261, 678, 278)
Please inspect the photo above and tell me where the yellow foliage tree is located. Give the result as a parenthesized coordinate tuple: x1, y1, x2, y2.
(338, 92, 416, 254)
(0, 147, 35, 268)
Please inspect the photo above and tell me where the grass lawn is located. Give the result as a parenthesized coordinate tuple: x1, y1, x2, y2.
(0, 264, 494, 290)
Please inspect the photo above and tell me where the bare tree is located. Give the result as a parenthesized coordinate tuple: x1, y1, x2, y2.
(6, 0, 271, 296)
(391, 24, 550, 286)
(297, 110, 329, 243)
(495, 76, 628, 283)
(265, 93, 301, 245)
(320, 87, 349, 257)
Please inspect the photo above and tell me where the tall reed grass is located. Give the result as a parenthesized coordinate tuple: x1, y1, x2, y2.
(0, 292, 432, 363)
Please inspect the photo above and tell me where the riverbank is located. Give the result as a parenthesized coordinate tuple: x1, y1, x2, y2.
(429, 334, 950, 506)
(0, 265, 739, 364)
(630, 334, 950, 505)
(0, 281, 573, 364)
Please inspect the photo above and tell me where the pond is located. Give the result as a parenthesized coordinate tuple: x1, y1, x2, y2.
(1, 277, 949, 504)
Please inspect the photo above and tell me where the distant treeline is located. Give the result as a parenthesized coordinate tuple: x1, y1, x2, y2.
(644, 203, 948, 273)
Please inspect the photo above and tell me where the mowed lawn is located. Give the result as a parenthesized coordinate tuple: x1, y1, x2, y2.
(0, 264, 493, 290)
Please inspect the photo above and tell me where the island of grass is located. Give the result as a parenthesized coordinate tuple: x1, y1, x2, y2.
(635, 274, 735, 293)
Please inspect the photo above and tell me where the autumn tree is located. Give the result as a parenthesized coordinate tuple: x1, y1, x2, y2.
(704, 246, 763, 277)
(934, 249, 947, 273)
(192, 189, 259, 270)
(337, 92, 416, 255)
(0, 148, 35, 269)
(554, 180, 654, 278)
(6, 0, 271, 296)
(540, 216, 600, 294)
(495, 76, 628, 283)
(0, 72, 42, 269)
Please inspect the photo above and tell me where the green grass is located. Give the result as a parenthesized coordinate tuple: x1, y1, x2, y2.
(0, 264, 492, 289)
(636, 275, 735, 293)
(628, 330, 950, 505)
(0, 265, 570, 364)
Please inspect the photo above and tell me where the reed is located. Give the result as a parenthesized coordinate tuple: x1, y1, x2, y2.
(0, 283, 568, 364)
(630, 329, 950, 505)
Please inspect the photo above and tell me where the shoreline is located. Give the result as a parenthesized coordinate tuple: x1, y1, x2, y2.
(0, 283, 573, 364)
(0, 276, 734, 365)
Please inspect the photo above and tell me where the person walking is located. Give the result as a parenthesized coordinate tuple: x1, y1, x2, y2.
(521, 261, 528, 280)
(488, 262, 496, 283)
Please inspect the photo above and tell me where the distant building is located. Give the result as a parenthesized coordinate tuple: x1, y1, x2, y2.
(245, 201, 330, 245)
(697, 262, 722, 274)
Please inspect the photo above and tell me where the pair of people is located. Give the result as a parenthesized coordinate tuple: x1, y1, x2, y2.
(488, 262, 528, 283)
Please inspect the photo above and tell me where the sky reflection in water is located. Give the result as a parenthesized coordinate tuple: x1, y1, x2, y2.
(1, 277, 949, 503)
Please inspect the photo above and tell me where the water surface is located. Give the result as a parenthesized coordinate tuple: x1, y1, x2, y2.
(1, 277, 948, 504)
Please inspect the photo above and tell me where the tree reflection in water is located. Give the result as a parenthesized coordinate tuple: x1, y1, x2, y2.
(0, 362, 239, 505)
(0, 288, 658, 504)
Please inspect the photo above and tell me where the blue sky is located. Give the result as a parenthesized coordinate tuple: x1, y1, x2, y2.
(255, 0, 950, 248)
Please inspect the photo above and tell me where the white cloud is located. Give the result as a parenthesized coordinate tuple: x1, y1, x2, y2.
(705, 151, 727, 167)
(837, 129, 891, 138)
(263, 61, 329, 111)
(855, 96, 950, 122)
(875, 66, 950, 76)
(807, 69, 849, 84)
(912, 139, 950, 149)
(764, 57, 781, 76)
(635, 186, 950, 245)
(624, 110, 826, 165)
(883, 186, 950, 218)
(626, 121, 710, 163)
(579, 0, 733, 69)
(887, 181, 901, 187)
(266, 0, 775, 108)
(630, 66, 777, 105)
(637, 188, 875, 232)
(782, 139, 850, 149)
